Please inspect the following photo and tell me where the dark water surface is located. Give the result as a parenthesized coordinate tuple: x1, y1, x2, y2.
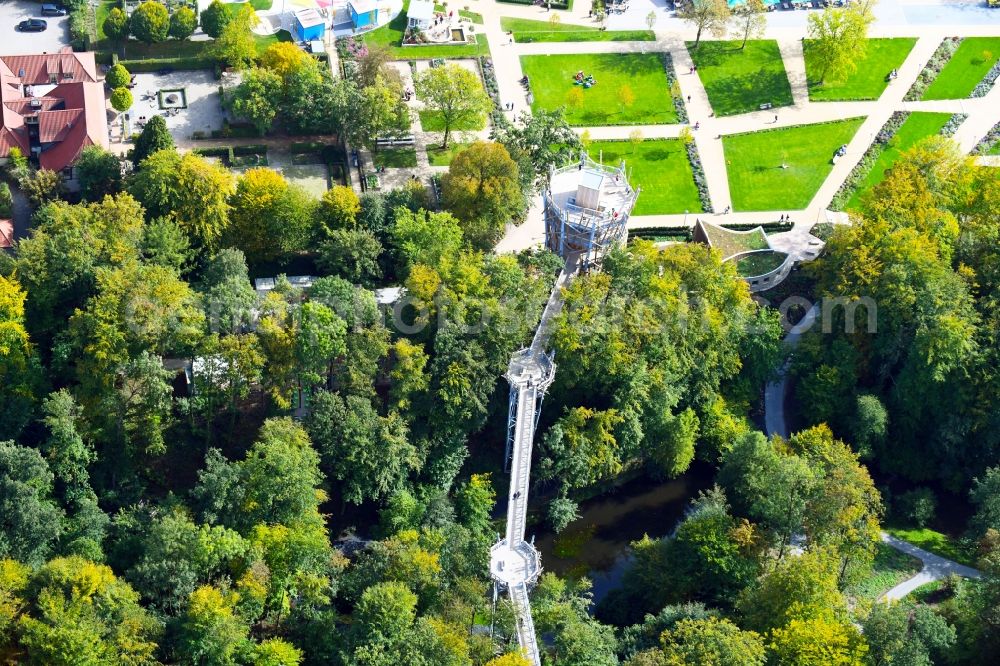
(533, 464, 714, 603)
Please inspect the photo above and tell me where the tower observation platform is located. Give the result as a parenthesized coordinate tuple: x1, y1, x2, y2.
(490, 156, 637, 666)
(544, 155, 639, 271)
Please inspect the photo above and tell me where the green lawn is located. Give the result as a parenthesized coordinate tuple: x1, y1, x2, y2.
(687, 40, 793, 116)
(372, 147, 418, 168)
(845, 112, 952, 209)
(501, 17, 654, 43)
(520, 53, 676, 126)
(418, 110, 485, 132)
(724, 118, 865, 211)
(805, 38, 917, 101)
(427, 142, 473, 166)
(586, 140, 702, 215)
(845, 542, 923, 602)
(460, 9, 484, 24)
(363, 0, 490, 59)
(923, 37, 1000, 100)
(886, 526, 976, 568)
(990, 141, 1000, 156)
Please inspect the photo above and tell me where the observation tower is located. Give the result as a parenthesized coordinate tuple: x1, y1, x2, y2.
(543, 154, 639, 269)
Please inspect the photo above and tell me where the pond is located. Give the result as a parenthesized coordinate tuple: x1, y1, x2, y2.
(533, 463, 715, 603)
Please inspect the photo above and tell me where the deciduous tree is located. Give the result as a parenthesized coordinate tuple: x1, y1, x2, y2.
(230, 68, 283, 135)
(441, 141, 524, 249)
(414, 63, 492, 149)
(169, 6, 197, 40)
(678, 0, 730, 49)
(200, 0, 232, 38)
(129, 1, 170, 44)
(806, 3, 873, 84)
(730, 0, 766, 50)
(131, 115, 174, 168)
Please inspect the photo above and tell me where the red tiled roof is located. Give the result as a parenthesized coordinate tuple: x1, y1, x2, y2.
(0, 48, 98, 85)
(0, 49, 107, 172)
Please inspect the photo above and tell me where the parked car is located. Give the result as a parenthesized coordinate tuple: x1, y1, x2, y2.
(40, 4, 67, 16)
(17, 19, 48, 32)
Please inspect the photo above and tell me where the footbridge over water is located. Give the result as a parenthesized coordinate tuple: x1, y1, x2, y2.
(489, 156, 637, 666)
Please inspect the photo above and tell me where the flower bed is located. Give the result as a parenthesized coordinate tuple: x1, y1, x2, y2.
(973, 120, 1000, 155)
(940, 113, 968, 137)
(904, 37, 960, 101)
(660, 53, 688, 124)
(685, 140, 712, 214)
(478, 56, 511, 130)
(829, 111, 908, 211)
(972, 58, 1000, 97)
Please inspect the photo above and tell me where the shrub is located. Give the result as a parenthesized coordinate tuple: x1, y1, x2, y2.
(103, 6, 129, 42)
(130, 1, 170, 44)
(68, 2, 96, 51)
(897, 488, 937, 528)
(169, 6, 198, 41)
(105, 63, 131, 89)
(110, 87, 134, 112)
(0, 182, 12, 219)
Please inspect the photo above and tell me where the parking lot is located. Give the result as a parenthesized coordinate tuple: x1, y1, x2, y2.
(0, 1, 72, 54)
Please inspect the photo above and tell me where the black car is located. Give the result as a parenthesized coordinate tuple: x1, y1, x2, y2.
(41, 4, 68, 16)
(17, 19, 48, 31)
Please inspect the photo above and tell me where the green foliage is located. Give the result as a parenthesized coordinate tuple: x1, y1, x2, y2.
(229, 68, 283, 135)
(131, 115, 174, 167)
(226, 167, 314, 262)
(211, 4, 259, 70)
(806, 4, 874, 84)
(110, 87, 133, 113)
(129, 1, 170, 44)
(200, 0, 232, 39)
(129, 149, 235, 248)
(21, 169, 64, 208)
(441, 142, 524, 249)
(863, 601, 956, 665)
(306, 391, 416, 505)
(897, 488, 938, 528)
(102, 6, 129, 41)
(105, 63, 131, 89)
(0, 442, 63, 565)
(414, 63, 492, 149)
(169, 6, 197, 40)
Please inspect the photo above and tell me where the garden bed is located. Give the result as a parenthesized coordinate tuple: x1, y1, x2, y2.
(904, 38, 960, 101)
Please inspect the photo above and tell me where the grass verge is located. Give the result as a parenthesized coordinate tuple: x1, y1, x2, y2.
(501, 17, 654, 43)
(922, 37, 1000, 100)
(426, 142, 471, 166)
(885, 526, 976, 568)
(372, 147, 418, 168)
(845, 541, 923, 602)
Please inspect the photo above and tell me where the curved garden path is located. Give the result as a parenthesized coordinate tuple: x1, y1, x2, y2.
(761, 309, 983, 601)
(879, 533, 982, 601)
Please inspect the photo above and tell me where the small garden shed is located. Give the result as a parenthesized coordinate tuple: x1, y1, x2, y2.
(349, 0, 379, 29)
(293, 8, 326, 42)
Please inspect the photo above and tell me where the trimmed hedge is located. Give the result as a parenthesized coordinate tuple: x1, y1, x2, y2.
(69, 1, 97, 51)
(121, 57, 214, 72)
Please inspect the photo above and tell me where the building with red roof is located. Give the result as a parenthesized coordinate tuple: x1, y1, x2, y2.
(0, 48, 108, 175)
